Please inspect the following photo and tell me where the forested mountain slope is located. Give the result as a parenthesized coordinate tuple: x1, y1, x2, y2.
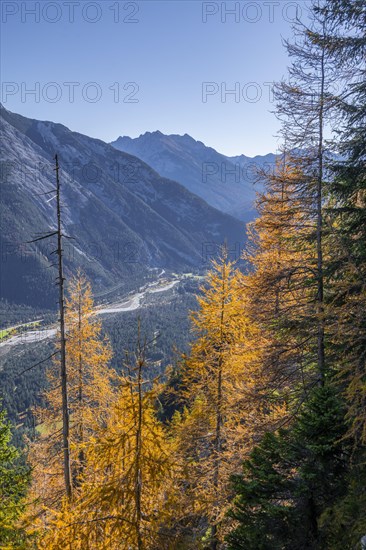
(1, 105, 244, 308)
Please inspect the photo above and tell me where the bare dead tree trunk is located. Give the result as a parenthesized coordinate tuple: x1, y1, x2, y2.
(55, 154, 73, 500)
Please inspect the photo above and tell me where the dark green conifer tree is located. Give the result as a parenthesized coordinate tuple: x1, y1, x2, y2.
(227, 386, 350, 550)
(0, 406, 29, 548)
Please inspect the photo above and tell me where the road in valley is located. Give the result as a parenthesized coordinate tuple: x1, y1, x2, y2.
(0, 278, 180, 357)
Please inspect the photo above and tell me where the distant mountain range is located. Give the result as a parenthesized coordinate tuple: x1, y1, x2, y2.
(112, 132, 276, 221)
(0, 106, 245, 308)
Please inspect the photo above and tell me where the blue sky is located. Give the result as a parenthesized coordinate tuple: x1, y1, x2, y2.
(1, 1, 310, 156)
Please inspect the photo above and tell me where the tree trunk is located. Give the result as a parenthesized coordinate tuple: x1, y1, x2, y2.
(316, 44, 326, 386)
(55, 154, 73, 500)
(211, 262, 226, 550)
(77, 287, 85, 482)
(135, 321, 143, 550)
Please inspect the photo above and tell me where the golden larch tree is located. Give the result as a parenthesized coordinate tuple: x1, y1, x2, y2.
(171, 252, 278, 548)
(26, 273, 114, 535)
(38, 332, 176, 550)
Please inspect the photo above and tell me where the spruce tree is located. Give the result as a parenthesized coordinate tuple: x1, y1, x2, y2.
(227, 386, 350, 550)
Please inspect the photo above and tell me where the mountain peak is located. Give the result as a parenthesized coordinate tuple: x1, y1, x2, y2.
(139, 130, 164, 138)
(111, 131, 276, 221)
